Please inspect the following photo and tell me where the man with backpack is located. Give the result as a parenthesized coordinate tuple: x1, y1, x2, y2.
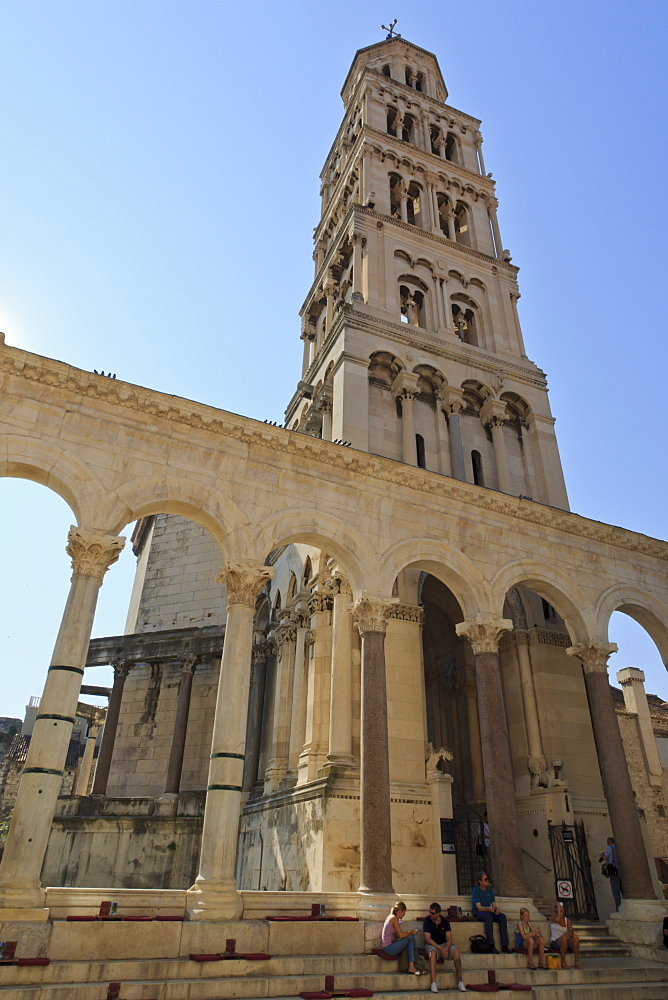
(472, 871, 511, 954)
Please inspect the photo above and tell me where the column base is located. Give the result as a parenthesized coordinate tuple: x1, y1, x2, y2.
(186, 880, 244, 921)
(0, 884, 47, 919)
(356, 891, 396, 921)
(0, 907, 50, 922)
(608, 898, 666, 952)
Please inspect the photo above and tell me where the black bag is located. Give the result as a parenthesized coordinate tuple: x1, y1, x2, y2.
(470, 935, 492, 954)
(602, 862, 618, 878)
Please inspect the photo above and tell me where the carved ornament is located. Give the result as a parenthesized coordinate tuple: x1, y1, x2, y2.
(455, 613, 513, 654)
(66, 527, 125, 579)
(215, 561, 274, 609)
(351, 594, 398, 635)
(566, 642, 618, 675)
(387, 603, 425, 623)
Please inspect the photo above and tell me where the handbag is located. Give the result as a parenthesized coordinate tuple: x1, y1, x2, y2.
(469, 935, 492, 954)
(546, 954, 560, 970)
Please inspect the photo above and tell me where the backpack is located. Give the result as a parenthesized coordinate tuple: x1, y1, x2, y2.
(469, 935, 492, 954)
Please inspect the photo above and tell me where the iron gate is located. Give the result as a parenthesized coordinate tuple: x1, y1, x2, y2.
(452, 814, 494, 897)
(548, 820, 598, 920)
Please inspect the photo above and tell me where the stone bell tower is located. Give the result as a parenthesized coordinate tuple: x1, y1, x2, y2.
(286, 35, 569, 510)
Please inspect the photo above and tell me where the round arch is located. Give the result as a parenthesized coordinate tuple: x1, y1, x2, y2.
(596, 584, 668, 664)
(378, 538, 488, 616)
(248, 507, 373, 595)
(489, 559, 594, 643)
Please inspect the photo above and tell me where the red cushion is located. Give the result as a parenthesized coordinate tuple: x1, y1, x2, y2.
(154, 915, 183, 921)
(299, 993, 332, 999)
(65, 915, 96, 921)
(509, 986, 532, 992)
(467, 986, 499, 992)
(17, 958, 50, 966)
(348, 991, 374, 998)
(372, 947, 397, 960)
(124, 916, 152, 921)
(189, 954, 222, 962)
(335, 916, 359, 921)
(241, 953, 272, 960)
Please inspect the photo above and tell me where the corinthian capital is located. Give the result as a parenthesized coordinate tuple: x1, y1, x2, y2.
(455, 613, 513, 654)
(566, 642, 618, 674)
(391, 371, 420, 402)
(215, 561, 274, 609)
(351, 594, 399, 636)
(480, 397, 508, 429)
(440, 386, 465, 415)
(66, 527, 125, 579)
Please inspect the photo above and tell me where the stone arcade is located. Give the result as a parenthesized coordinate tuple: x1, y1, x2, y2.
(0, 32, 667, 994)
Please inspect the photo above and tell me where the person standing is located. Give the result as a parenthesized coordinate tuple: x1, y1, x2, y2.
(599, 836, 622, 911)
(422, 902, 467, 993)
(472, 871, 511, 954)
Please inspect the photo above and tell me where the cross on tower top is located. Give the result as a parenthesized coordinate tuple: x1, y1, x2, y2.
(381, 19, 401, 39)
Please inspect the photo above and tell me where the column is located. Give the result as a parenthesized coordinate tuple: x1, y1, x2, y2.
(434, 393, 452, 476)
(430, 185, 441, 234)
(187, 560, 274, 921)
(399, 193, 408, 224)
(351, 233, 365, 301)
(317, 399, 333, 441)
(74, 718, 101, 796)
(298, 593, 332, 782)
(462, 667, 486, 803)
(475, 131, 487, 175)
(264, 619, 297, 792)
(443, 388, 466, 482)
(286, 616, 309, 780)
(455, 614, 528, 897)
(0, 527, 124, 916)
(422, 117, 431, 150)
(392, 372, 420, 466)
(566, 643, 656, 900)
(431, 275, 446, 329)
(481, 399, 512, 493)
(243, 640, 271, 792)
(617, 668, 663, 785)
(92, 660, 131, 795)
(488, 198, 502, 258)
(353, 595, 396, 896)
(164, 655, 197, 795)
(327, 579, 354, 767)
(514, 634, 546, 779)
(301, 331, 314, 375)
(444, 208, 456, 241)
(324, 278, 336, 335)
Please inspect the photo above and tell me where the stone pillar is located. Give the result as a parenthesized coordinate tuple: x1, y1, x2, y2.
(392, 372, 420, 466)
(463, 667, 486, 803)
(351, 233, 365, 300)
(481, 399, 512, 493)
(426, 754, 456, 896)
(327, 579, 354, 768)
(430, 185, 441, 234)
(164, 655, 198, 795)
(324, 278, 336, 335)
(431, 275, 446, 329)
(74, 718, 101, 796)
(567, 643, 656, 900)
(286, 618, 309, 780)
(92, 660, 131, 795)
(299, 593, 333, 782)
(264, 619, 297, 792)
(318, 399, 333, 442)
(455, 614, 528, 897)
(475, 131, 487, 175)
(0, 527, 124, 917)
(488, 198, 502, 258)
(301, 331, 315, 375)
(444, 209, 456, 242)
(617, 667, 663, 785)
(422, 117, 431, 150)
(514, 635, 545, 776)
(243, 640, 271, 792)
(187, 560, 274, 921)
(353, 595, 397, 896)
(443, 388, 466, 482)
(434, 393, 452, 477)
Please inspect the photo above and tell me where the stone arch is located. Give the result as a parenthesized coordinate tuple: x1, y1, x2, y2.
(102, 476, 248, 559)
(489, 560, 594, 643)
(378, 538, 488, 616)
(595, 584, 668, 664)
(249, 507, 373, 595)
(0, 434, 106, 528)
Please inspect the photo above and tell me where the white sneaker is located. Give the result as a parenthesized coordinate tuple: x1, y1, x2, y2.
(458, 983, 467, 993)
(430, 983, 438, 993)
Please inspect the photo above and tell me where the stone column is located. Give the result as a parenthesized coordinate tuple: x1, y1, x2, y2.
(164, 655, 198, 795)
(301, 331, 314, 375)
(566, 643, 656, 900)
(264, 619, 297, 792)
(92, 660, 131, 795)
(0, 527, 124, 917)
(422, 117, 431, 150)
(317, 399, 333, 442)
(443, 388, 466, 482)
(462, 667, 486, 804)
(392, 372, 421, 466)
(286, 618, 309, 780)
(74, 718, 101, 796)
(444, 209, 456, 242)
(617, 668, 663, 786)
(327, 579, 354, 768)
(353, 595, 397, 896)
(481, 399, 512, 494)
(475, 131, 486, 175)
(434, 392, 452, 476)
(187, 560, 274, 921)
(243, 640, 271, 792)
(431, 275, 446, 329)
(351, 233, 365, 300)
(488, 198, 502, 258)
(324, 278, 336, 335)
(514, 634, 545, 778)
(455, 614, 528, 897)
(430, 185, 441, 234)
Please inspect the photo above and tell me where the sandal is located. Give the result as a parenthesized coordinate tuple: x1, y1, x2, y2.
(526, 964, 537, 970)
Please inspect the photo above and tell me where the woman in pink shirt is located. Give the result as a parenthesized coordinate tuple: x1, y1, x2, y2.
(381, 901, 423, 975)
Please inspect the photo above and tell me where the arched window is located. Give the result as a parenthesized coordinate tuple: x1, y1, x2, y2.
(382, 64, 391, 78)
(405, 66, 413, 86)
(303, 557, 312, 588)
(430, 125, 442, 156)
(445, 132, 459, 163)
(399, 283, 426, 327)
(387, 107, 399, 137)
(415, 72, 424, 93)
(406, 182, 424, 227)
(451, 303, 479, 346)
(454, 201, 471, 247)
(389, 173, 403, 219)
(436, 193, 453, 237)
(401, 114, 416, 143)
(416, 434, 426, 469)
(471, 450, 485, 486)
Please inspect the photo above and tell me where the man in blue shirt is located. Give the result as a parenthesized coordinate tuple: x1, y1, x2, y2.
(472, 871, 510, 953)
(599, 836, 622, 911)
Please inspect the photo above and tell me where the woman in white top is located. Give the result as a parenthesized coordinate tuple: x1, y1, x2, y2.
(380, 901, 424, 975)
(549, 902, 580, 969)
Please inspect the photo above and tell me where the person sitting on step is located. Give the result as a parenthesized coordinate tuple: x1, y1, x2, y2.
(549, 902, 580, 969)
(380, 901, 425, 975)
(472, 871, 511, 954)
(423, 901, 467, 993)
(515, 907, 546, 969)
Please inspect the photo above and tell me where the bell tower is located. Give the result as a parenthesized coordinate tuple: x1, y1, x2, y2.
(286, 35, 568, 509)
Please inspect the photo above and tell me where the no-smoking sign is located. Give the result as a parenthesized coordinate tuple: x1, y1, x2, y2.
(557, 879, 574, 900)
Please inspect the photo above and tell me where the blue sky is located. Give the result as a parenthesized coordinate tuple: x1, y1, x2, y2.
(1, 1, 667, 718)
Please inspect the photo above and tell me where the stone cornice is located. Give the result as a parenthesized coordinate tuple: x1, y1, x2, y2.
(299, 305, 547, 394)
(2, 344, 668, 563)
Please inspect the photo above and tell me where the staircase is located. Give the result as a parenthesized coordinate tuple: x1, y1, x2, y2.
(571, 921, 631, 958)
